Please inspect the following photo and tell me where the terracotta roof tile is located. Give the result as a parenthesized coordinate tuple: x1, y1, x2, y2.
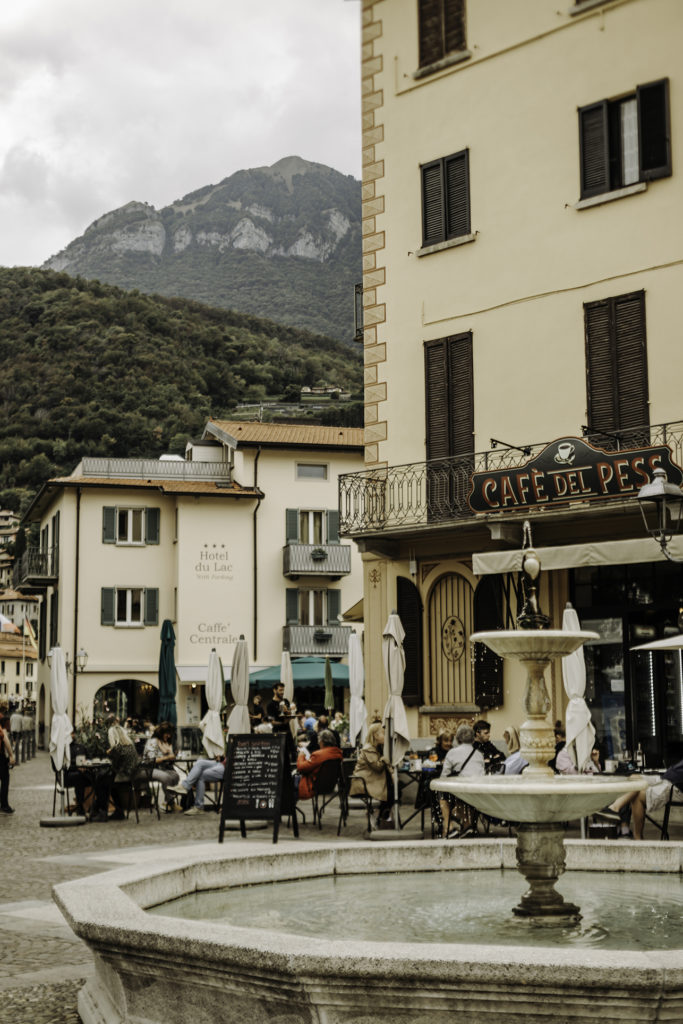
(206, 420, 364, 449)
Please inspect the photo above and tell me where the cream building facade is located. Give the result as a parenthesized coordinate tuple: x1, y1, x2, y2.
(17, 422, 363, 735)
(342, 0, 683, 764)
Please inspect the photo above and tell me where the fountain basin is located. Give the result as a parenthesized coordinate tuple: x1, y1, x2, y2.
(54, 840, 683, 1024)
(432, 774, 649, 823)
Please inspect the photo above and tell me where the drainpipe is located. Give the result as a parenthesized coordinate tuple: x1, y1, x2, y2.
(252, 448, 262, 660)
(71, 487, 82, 720)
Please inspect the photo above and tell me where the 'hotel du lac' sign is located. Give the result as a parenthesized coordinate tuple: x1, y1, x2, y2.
(468, 436, 683, 514)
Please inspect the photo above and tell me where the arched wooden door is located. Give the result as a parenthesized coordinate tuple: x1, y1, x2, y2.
(427, 572, 474, 706)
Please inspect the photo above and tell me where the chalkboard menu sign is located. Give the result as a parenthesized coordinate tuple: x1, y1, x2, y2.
(219, 733, 298, 844)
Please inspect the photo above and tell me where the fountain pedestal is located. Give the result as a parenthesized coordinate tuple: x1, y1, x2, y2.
(513, 823, 579, 918)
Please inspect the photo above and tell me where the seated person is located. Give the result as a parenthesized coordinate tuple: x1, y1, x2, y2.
(548, 721, 565, 772)
(598, 756, 683, 840)
(295, 729, 343, 801)
(502, 725, 528, 776)
(143, 722, 180, 808)
(316, 714, 341, 747)
(64, 733, 94, 816)
(472, 719, 505, 771)
(427, 730, 453, 763)
(556, 740, 600, 775)
(441, 723, 485, 837)
(169, 755, 225, 815)
(93, 724, 141, 822)
(350, 722, 394, 827)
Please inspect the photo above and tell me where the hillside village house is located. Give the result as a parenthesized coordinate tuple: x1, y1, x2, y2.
(0, 631, 37, 703)
(16, 421, 363, 738)
(341, 0, 683, 766)
(0, 588, 39, 636)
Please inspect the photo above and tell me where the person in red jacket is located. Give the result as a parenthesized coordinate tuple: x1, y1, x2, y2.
(296, 729, 343, 801)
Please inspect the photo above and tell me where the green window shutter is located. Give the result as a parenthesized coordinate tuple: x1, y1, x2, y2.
(613, 292, 649, 430)
(326, 510, 340, 543)
(144, 588, 159, 626)
(585, 291, 648, 439)
(637, 79, 671, 181)
(102, 507, 116, 544)
(579, 100, 609, 198)
(101, 588, 115, 626)
(145, 507, 160, 545)
(285, 509, 299, 543)
(327, 589, 341, 625)
(286, 588, 299, 624)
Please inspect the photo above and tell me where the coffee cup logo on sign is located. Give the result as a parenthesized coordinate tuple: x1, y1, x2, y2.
(554, 442, 575, 465)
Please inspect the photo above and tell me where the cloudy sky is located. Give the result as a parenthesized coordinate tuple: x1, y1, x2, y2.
(0, 0, 362, 268)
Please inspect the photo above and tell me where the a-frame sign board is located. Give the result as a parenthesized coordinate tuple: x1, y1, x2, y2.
(218, 733, 298, 844)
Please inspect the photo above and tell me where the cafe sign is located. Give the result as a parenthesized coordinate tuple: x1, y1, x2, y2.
(468, 437, 683, 514)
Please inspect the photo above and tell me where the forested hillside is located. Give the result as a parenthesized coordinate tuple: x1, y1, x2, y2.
(0, 267, 362, 512)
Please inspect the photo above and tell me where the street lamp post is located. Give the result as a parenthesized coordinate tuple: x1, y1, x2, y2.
(637, 467, 683, 562)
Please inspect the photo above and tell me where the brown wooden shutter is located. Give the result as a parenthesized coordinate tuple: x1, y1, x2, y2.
(637, 79, 671, 181)
(445, 150, 470, 238)
(614, 292, 649, 430)
(443, 0, 466, 54)
(397, 577, 423, 706)
(425, 340, 450, 461)
(422, 160, 445, 246)
(579, 101, 610, 198)
(448, 332, 474, 456)
(418, 0, 444, 67)
(585, 299, 616, 434)
(585, 291, 648, 439)
(473, 575, 504, 710)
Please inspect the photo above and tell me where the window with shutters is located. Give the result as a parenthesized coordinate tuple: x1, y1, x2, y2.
(286, 588, 340, 626)
(285, 509, 340, 545)
(101, 587, 159, 627)
(579, 79, 671, 200)
(102, 506, 160, 546)
(418, 0, 466, 71)
(421, 150, 470, 248)
(424, 333, 474, 518)
(584, 291, 649, 444)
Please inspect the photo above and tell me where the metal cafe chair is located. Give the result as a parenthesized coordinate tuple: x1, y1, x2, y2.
(124, 762, 161, 823)
(50, 758, 73, 817)
(311, 758, 346, 831)
(646, 784, 683, 840)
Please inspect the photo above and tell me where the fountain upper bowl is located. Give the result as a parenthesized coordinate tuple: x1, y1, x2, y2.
(471, 629, 600, 660)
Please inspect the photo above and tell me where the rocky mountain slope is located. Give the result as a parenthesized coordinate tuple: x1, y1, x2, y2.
(43, 156, 361, 342)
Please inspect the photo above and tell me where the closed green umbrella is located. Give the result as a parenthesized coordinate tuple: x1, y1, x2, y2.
(323, 656, 334, 716)
(157, 619, 177, 727)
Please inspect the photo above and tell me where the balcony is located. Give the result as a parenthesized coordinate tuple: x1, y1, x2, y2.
(13, 546, 59, 589)
(339, 420, 683, 536)
(283, 623, 353, 657)
(283, 542, 352, 578)
(80, 457, 231, 483)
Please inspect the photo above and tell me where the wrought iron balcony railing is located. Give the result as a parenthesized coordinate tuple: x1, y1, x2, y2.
(283, 543, 352, 578)
(339, 420, 683, 536)
(13, 546, 59, 588)
(283, 623, 353, 658)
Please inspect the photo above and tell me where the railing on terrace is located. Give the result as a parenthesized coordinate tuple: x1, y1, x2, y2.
(13, 546, 59, 587)
(80, 457, 231, 483)
(283, 543, 352, 577)
(339, 421, 683, 535)
(283, 623, 353, 657)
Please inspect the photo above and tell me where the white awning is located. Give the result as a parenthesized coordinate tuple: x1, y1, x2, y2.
(472, 536, 683, 576)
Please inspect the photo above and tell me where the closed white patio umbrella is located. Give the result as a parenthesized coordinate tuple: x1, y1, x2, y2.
(382, 612, 410, 827)
(200, 648, 225, 757)
(227, 636, 251, 735)
(48, 646, 72, 774)
(348, 631, 367, 747)
(281, 650, 294, 704)
(562, 603, 596, 772)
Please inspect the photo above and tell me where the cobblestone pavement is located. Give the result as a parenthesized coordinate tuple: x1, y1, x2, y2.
(0, 750, 370, 1023)
(2, 751, 681, 1023)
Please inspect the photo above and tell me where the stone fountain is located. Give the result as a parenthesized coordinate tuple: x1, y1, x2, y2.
(432, 524, 648, 918)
